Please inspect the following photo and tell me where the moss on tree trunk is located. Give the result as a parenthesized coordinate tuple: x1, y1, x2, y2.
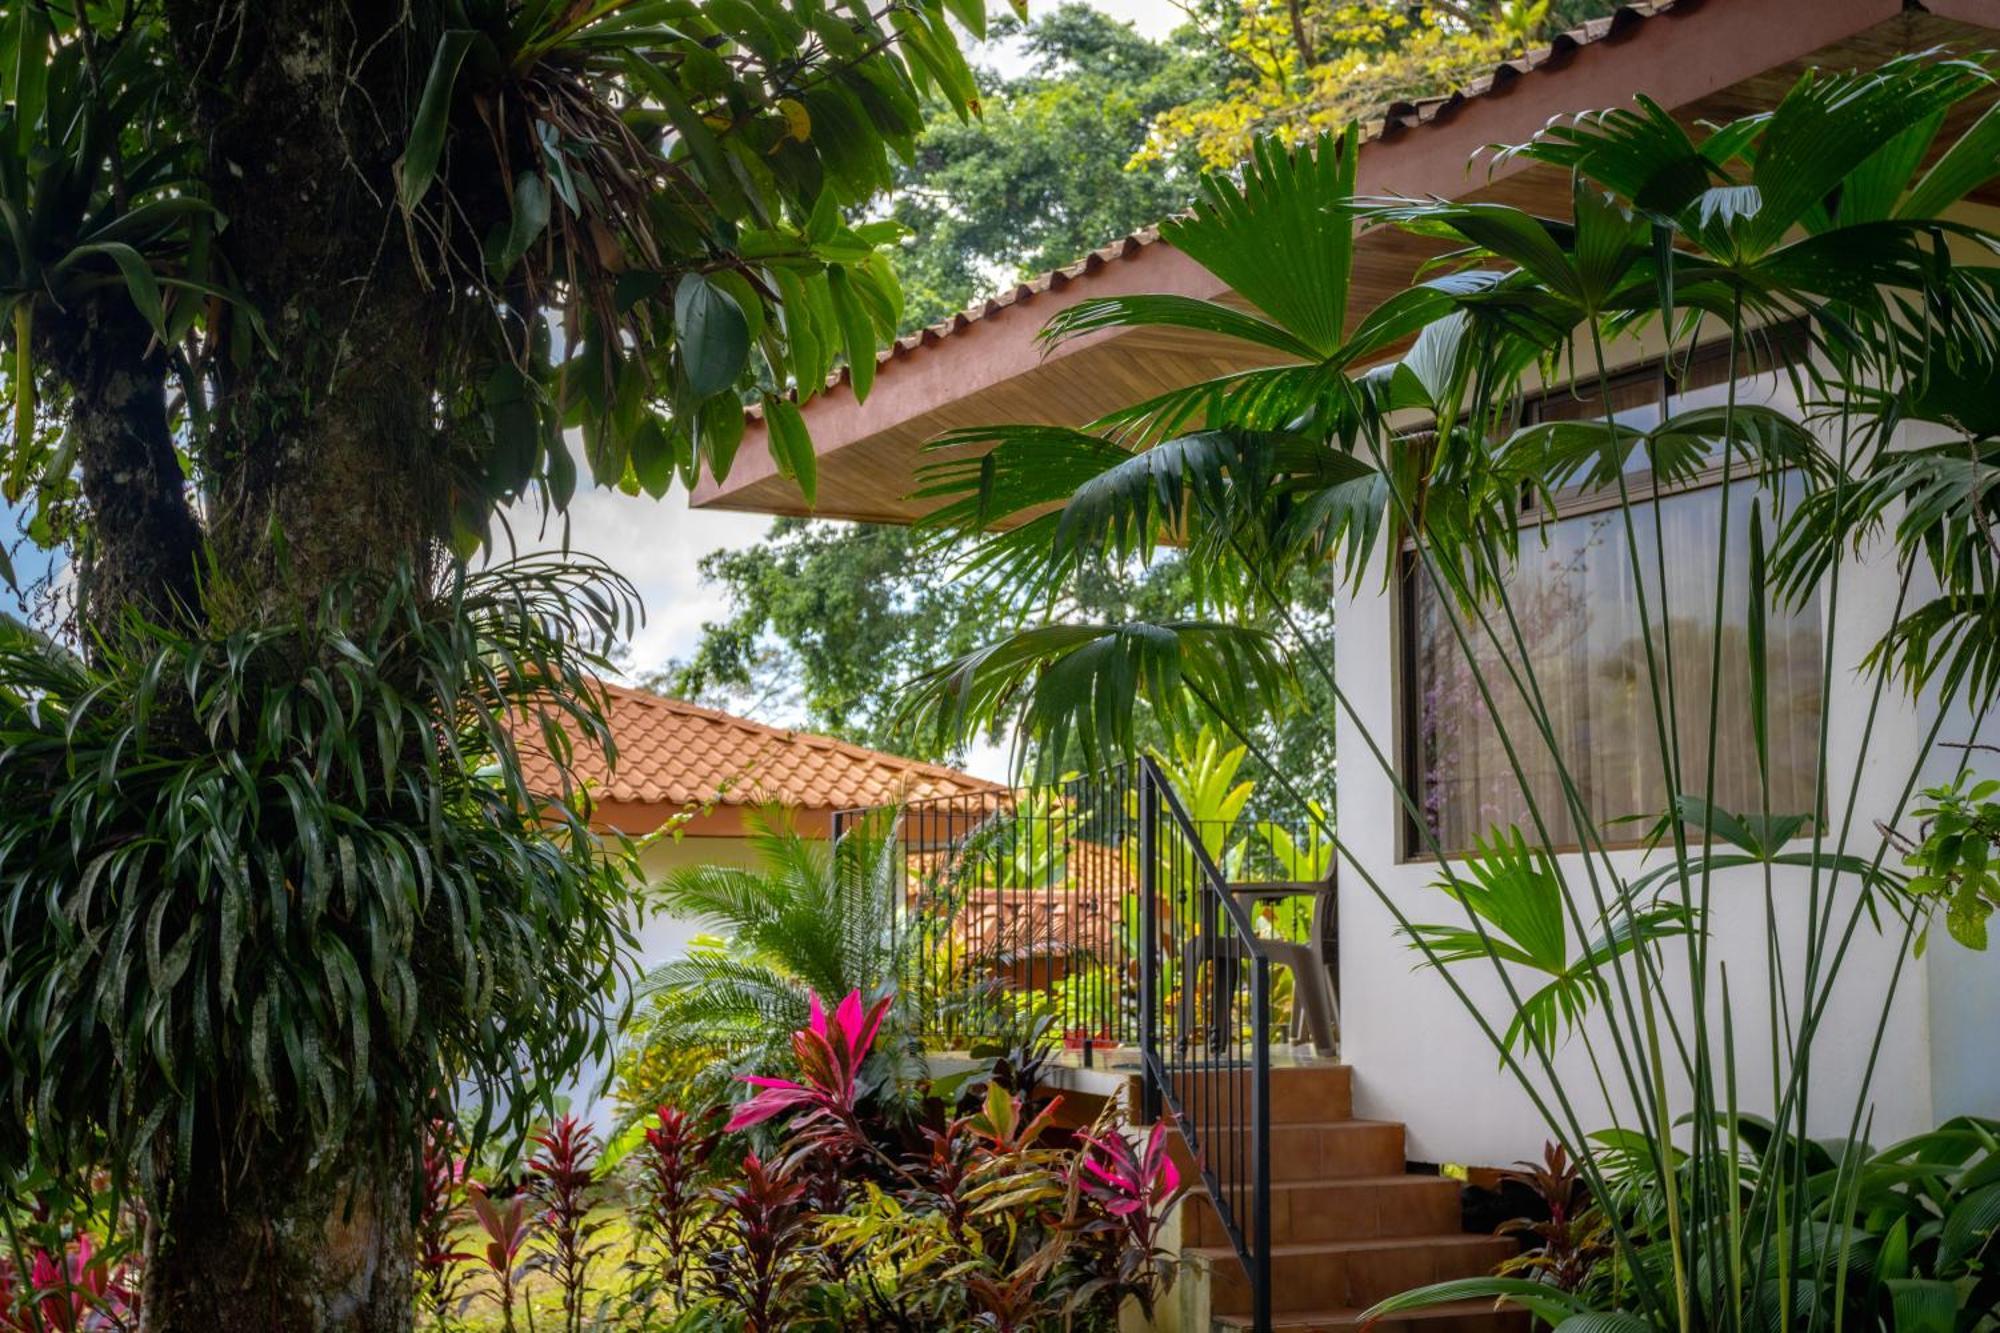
(140, 1125, 414, 1333)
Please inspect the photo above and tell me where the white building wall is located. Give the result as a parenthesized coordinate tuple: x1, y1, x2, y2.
(1332, 454, 1994, 1167)
(1918, 674, 2000, 1124)
(557, 833, 765, 1131)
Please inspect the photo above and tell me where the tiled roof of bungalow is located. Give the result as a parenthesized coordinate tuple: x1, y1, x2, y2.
(515, 679, 1004, 814)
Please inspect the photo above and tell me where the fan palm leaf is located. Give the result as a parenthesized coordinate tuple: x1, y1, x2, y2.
(624, 809, 908, 1104)
(1404, 830, 1694, 1058)
(1160, 130, 1358, 358)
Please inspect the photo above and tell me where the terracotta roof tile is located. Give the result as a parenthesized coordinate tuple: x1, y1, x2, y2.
(517, 680, 1003, 811)
(745, 1, 1682, 420)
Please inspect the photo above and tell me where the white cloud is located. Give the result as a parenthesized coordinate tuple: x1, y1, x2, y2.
(500, 474, 771, 680)
(1076, 0, 1186, 39)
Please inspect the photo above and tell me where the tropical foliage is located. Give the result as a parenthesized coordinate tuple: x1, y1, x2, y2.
(887, 2, 1214, 330)
(0, 559, 639, 1183)
(903, 47, 2000, 1331)
(8, 990, 1185, 1332)
(0, 0, 988, 1321)
(1139, 0, 1622, 169)
(617, 811, 920, 1117)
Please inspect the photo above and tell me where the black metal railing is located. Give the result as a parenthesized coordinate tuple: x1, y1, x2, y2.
(836, 759, 1328, 1327)
(835, 766, 1145, 1055)
(1137, 753, 1272, 1332)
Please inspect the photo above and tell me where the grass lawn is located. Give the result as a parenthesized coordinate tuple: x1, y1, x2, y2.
(445, 1209, 675, 1332)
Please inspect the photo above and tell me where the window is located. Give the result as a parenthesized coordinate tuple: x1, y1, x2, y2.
(1402, 343, 1824, 858)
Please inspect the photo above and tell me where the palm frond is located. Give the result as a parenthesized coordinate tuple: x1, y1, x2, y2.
(624, 813, 910, 1094)
(1742, 51, 1992, 257)
(1404, 829, 1693, 1058)
(1500, 93, 1726, 218)
(1039, 294, 1321, 362)
(1089, 363, 1359, 447)
(1161, 131, 1358, 358)
(900, 620, 1294, 778)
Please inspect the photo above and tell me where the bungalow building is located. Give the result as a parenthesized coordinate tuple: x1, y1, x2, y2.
(686, 0, 2000, 1325)
(516, 679, 1003, 963)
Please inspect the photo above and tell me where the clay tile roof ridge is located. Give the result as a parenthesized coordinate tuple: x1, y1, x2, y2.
(590, 678, 1007, 799)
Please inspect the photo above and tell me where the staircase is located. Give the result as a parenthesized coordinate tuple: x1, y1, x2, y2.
(1149, 1064, 1526, 1333)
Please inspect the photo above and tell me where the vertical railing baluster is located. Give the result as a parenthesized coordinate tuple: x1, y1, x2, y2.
(1139, 765, 1160, 1123)
(1252, 953, 1272, 1333)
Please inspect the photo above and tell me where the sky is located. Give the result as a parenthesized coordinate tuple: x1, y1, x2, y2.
(1077, 0, 1184, 38)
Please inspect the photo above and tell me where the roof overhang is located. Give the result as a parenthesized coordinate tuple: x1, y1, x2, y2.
(693, 0, 2000, 526)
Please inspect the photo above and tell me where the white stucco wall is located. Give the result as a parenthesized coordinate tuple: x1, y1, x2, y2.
(556, 831, 769, 1131)
(1333, 442, 1998, 1167)
(631, 832, 767, 962)
(1918, 685, 2000, 1125)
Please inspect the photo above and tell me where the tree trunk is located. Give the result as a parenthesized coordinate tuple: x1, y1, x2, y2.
(40, 298, 202, 631)
(141, 1130, 414, 1333)
(56, 12, 483, 1331)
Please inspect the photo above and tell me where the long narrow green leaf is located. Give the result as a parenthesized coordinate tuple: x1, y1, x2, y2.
(398, 30, 478, 212)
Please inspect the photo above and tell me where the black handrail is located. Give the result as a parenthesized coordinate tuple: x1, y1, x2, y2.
(1138, 754, 1273, 1333)
(836, 760, 1285, 1328)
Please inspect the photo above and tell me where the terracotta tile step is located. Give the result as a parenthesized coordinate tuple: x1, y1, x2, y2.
(1198, 1235, 1517, 1314)
(1162, 1063, 1354, 1123)
(1180, 1175, 1463, 1247)
(1214, 1298, 1532, 1332)
(1168, 1120, 1407, 1183)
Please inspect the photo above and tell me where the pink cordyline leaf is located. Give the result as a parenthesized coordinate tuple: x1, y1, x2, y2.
(725, 1076, 821, 1132)
(467, 1181, 534, 1271)
(1076, 1122, 1181, 1216)
(727, 988, 891, 1133)
(1, 1233, 138, 1333)
(807, 990, 828, 1038)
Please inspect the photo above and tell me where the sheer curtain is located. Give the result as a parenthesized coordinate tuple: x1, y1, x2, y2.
(1408, 479, 1824, 858)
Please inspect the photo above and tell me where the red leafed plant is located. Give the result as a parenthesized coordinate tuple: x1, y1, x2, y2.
(637, 1103, 723, 1303)
(465, 1181, 535, 1333)
(413, 1122, 475, 1329)
(0, 1233, 139, 1332)
(726, 989, 890, 1139)
(527, 1115, 606, 1333)
(700, 1152, 818, 1333)
(1069, 1119, 1186, 1319)
(1495, 1141, 1610, 1292)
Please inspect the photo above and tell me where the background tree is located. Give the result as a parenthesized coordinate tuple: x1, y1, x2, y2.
(659, 517, 1334, 816)
(884, 2, 1217, 329)
(0, 2, 984, 1329)
(1141, 0, 1625, 168)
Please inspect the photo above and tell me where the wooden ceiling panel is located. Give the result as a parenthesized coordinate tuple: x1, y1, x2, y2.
(693, 4, 2000, 528)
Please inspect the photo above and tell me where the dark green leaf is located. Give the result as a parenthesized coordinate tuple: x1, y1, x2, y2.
(675, 272, 751, 398)
(398, 30, 478, 212)
(762, 395, 816, 505)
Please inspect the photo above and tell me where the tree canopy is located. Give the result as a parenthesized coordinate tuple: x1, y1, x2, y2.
(885, 2, 1217, 330)
(1140, 0, 1625, 169)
